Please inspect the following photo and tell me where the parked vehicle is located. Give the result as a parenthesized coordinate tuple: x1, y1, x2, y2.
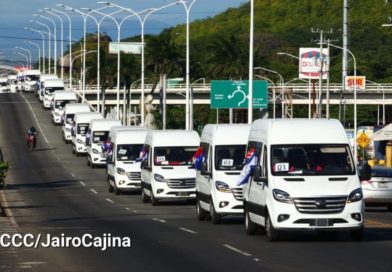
(62, 103, 91, 143)
(140, 130, 200, 205)
(42, 79, 65, 109)
(38, 74, 58, 100)
(242, 119, 370, 241)
(361, 165, 392, 211)
(71, 112, 103, 155)
(0, 77, 9, 93)
(51, 91, 78, 125)
(16, 71, 23, 92)
(196, 124, 251, 224)
(22, 69, 41, 92)
(7, 75, 17, 93)
(86, 119, 122, 168)
(106, 128, 148, 194)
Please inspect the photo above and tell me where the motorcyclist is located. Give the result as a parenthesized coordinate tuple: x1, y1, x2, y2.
(27, 126, 37, 148)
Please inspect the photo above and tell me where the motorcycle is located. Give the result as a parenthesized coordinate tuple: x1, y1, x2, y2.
(26, 133, 37, 151)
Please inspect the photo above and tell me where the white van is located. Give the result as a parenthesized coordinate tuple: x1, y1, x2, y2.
(140, 130, 200, 205)
(71, 112, 103, 155)
(43, 79, 65, 109)
(51, 91, 78, 125)
(243, 119, 369, 241)
(0, 77, 8, 93)
(23, 69, 41, 92)
(86, 119, 122, 168)
(7, 75, 17, 93)
(16, 71, 23, 92)
(107, 128, 148, 194)
(62, 103, 91, 143)
(38, 74, 58, 100)
(196, 124, 251, 224)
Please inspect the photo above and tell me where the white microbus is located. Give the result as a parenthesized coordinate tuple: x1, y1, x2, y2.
(61, 103, 91, 143)
(86, 119, 122, 168)
(51, 91, 78, 125)
(22, 69, 41, 92)
(140, 130, 200, 205)
(7, 75, 17, 93)
(71, 112, 103, 155)
(243, 119, 370, 241)
(196, 124, 251, 224)
(38, 74, 58, 101)
(106, 128, 148, 194)
(43, 79, 65, 109)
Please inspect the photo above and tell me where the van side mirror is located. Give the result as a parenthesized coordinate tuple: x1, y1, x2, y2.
(253, 165, 267, 184)
(200, 161, 211, 176)
(141, 160, 151, 171)
(359, 162, 371, 181)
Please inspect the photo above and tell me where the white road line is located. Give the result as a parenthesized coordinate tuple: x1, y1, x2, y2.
(223, 244, 252, 257)
(179, 227, 198, 234)
(152, 218, 166, 223)
(90, 189, 98, 194)
(106, 198, 115, 204)
(79, 181, 86, 186)
(20, 93, 49, 144)
(71, 173, 75, 177)
(125, 208, 131, 211)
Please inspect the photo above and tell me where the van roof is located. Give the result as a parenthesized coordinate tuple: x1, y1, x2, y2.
(40, 74, 58, 81)
(43, 79, 64, 88)
(64, 103, 91, 114)
(250, 118, 348, 145)
(146, 130, 200, 147)
(23, 69, 41, 75)
(53, 91, 77, 100)
(89, 119, 122, 131)
(201, 124, 251, 145)
(74, 112, 102, 123)
(111, 129, 148, 145)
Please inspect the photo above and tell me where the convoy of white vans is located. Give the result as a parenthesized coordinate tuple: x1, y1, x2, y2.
(2, 75, 368, 241)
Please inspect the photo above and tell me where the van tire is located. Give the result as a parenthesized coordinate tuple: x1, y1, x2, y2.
(245, 205, 257, 235)
(351, 228, 364, 241)
(87, 158, 90, 166)
(108, 177, 114, 193)
(196, 195, 207, 221)
(210, 199, 221, 224)
(266, 212, 279, 242)
(151, 191, 158, 206)
(114, 183, 120, 195)
(141, 187, 149, 203)
(72, 148, 75, 154)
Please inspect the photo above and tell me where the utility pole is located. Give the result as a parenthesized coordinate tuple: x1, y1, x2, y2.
(341, 0, 349, 123)
(311, 28, 333, 118)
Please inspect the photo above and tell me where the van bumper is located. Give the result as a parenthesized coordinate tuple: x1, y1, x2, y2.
(269, 200, 364, 231)
(211, 188, 244, 215)
(151, 182, 196, 200)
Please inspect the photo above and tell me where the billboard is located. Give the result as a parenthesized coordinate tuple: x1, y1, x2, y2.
(299, 47, 329, 79)
(109, 42, 143, 54)
(345, 76, 366, 91)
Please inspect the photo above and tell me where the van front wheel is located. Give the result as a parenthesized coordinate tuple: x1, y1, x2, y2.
(151, 191, 159, 206)
(196, 195, 207, 221)
(141, 186, 149, 203)
(266, 213, 279, 242)
(245, 205, 257, 235)
(210, 199, 221, 224)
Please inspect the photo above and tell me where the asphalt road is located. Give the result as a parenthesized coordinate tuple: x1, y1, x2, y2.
(0, 93, 392, 272)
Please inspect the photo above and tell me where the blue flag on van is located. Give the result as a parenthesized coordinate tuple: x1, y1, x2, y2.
(192, 147, 204, 170)
(236, 148, 257, 186)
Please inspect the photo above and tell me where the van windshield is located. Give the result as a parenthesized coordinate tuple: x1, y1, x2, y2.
(117, 144, 143, 161)
(92, 131, 109, 143)
(154, 146, 198, 166)
(66, 114, 75, 124)
(26, 75, 40, 81)
(215, 145, 246, 171)
(77, 123, 88, 135)
(54, 100, 72, 109)
(45, 87, 64, 94)
(271, 144, 355, 176)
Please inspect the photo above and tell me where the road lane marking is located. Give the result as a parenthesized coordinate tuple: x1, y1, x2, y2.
(71, 173, 75, 177)
(106, 198, 115, 204)
(125, 207, 131, 211)
(20, 93, 49, 144)
(223, 244, 252, 257)
(79, 181, 86, 186)
(179, 227, 198, 234)
(90, 189, 98, 194)
(152, 218, 166, 223)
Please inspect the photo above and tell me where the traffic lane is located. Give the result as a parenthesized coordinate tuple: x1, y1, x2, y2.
(23, 93, 392, 271)
(1, 93, 273, 271)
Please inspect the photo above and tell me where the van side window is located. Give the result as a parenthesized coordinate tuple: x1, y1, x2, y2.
(246, 141, 262, 165)
(262, 145, 268, 178)
(200, 142, 211, 171)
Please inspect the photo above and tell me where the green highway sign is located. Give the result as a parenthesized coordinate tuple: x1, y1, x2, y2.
(210, 80, 268, 109)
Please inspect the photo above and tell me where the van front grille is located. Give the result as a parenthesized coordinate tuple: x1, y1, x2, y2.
(232, 187, 243, 201)
(127, 172, 141, 181)
(292, 197, 347, 214)
(166, 179, 195, 189)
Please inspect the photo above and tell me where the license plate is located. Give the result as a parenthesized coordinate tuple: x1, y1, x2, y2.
(378, 182, 388, 189)
(178, 192, 188, 197)
(316, 219, 328, 227)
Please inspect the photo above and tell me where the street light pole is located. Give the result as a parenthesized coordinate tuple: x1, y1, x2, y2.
(367, 79, 385, 125)
(30, 21, 51, 72)
(25, 28, 46, 73)
(15, 47, 31, 68)
(190, 78, 205, 129)
(13, 52, 29, 68)
(24, 41, 41, 72)
(248, 0, 254, 124)
(34, 14, 57, 74)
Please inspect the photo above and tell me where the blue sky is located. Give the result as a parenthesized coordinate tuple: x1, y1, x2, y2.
(0, 0, 246, 64)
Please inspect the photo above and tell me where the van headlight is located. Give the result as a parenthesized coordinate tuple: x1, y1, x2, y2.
(215, 181, 231, 193)
(77, 139, 83, 144)
(273, 189, 292, 204)
(55, 112, 60, 116)
(154, 174, 165, 182)
(347, 188, 363, 203)
(117, 167, 126, 175)
(92, 148, 99, 154)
